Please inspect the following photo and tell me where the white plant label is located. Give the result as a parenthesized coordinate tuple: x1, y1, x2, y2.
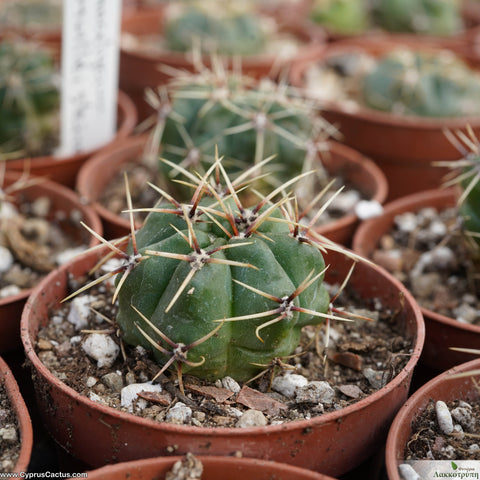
(58, 0, 121, 156)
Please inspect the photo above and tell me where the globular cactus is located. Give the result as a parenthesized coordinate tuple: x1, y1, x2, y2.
(310, 0, 370, 35)
(163, 2, 267, 56)
(371, 0, 463, 36)
(145, 66, 334, 201)
(114, 165, 331, 383)
(0, 39, 59, 156)
(361, 49, 480, 117)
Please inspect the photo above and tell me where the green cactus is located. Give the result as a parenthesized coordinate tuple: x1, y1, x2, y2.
(310, 0, 370, 35)
(361, 49, 480, 117)
(371, 0, 463, 36)
(0, 40, 60, 156)
(145, 67, 333, 202)
(112, 165, 331, 383)
(164, 3, 266, 56)
(0, 0, 62, 31)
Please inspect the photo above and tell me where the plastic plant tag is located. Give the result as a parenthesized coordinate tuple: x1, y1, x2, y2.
(57, 0, 121, 156)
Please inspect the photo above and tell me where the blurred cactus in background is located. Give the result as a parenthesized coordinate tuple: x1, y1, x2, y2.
(310, 0, 370, 34)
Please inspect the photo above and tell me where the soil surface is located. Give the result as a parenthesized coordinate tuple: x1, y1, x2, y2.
(34, 263, 414, 428)
(371, 205, 480, 326)
(405, 395, 480, 461)
(0, 383, 20, 473)
(0, 186, 89, 299)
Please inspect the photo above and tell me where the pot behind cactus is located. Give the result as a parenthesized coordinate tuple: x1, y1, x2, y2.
(289, 37, 480, 200)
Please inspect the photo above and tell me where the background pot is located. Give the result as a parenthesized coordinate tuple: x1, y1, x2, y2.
(352, 188, 480, 373)
(119, 6, 325, 121)
(21, 244, 424, 477)
(83, 455, 338, 480)
(0, 355, 33, 473)
(76, 135, 388, 245)
(5, 91, 138, 188)
(289, 37, 480, 201)
(385, 357, 480, 480)
(0, 171, 103, 353)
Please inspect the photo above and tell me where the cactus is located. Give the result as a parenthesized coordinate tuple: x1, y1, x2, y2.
(371, 0, 463, 36)
(72, 159, 357, 387)
(144, 66, 334, 203)
(310, 0, 370, 35)
(0, 0, 62, 31)
(163, 2, 267, 56)
(361, 49, 480, 117)
(0, 40, 60, 156)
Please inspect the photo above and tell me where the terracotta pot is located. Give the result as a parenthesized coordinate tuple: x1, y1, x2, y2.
(0, 355, 33, 473)
(352, 188, 480, 372)
(385, 357, 480, 480)
(21, 243, 424, 477)
(82, 455, 337, 480)
(289, 37, 480, 201)
(119, 6, 325, 120)
(0, 171, 103, 354)
(76, 135, 388, 244)
(5, 91, 138, 189)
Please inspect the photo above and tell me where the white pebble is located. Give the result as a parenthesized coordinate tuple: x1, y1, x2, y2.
(395, 212, 418, 232)
(355, 200, 383, 220)
(166, 402, 192, 423)
(0, 246, 14, 273)
(86, 376, 98, 388)
(451, 406, 476, 432)
(236, 409, 268, 428)
(271, 374, 309, 398)
(120, 382, 162, 412)
(55, 246, 87, 265)
(0, 202, 18, 220)
(469, 444, 479, 453)
(82, 333, 119, 368)
(67, 295, 96, 330)
(296, 381, 335, 405)
(0, 285, 21, 299)
(221, 376, 241, 394)
(398, 463, 420, 480)
(70, 335, 82, 345)
(436, 401, 454, 435)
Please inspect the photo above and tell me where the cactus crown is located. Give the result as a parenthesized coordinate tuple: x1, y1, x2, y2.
(361, 49, 480, 117)
(70, 157, 360, 389)
(0, 39, 60, 156)
(163, 1, 267, 56)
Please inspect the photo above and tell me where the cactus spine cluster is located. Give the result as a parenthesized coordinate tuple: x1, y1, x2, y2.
(361, 49, 480, 117)
(0, 39, 59, 156)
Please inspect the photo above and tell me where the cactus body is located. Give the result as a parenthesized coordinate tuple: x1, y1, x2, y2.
(361, 50, 480, 117)
(115, 194, 330, 382)
(372, 0, 463, 36)
(310, 0, 370, 34)
(0, 40, 59, 155)
(164, 7, 266, 56)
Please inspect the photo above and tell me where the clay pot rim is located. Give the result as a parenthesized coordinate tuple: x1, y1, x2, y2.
(120, 5, 326, 66)
(4, 90, 138, 170)
(0, 355, 33, 473)
(353, 187, 480, 335)
(0, 171, 103, 309)
(385, 357, 480, 480)
(76, 135, 389, 239)
(85, 454, 337, 480)
(21, 244, 424, 436)
(289, 38, 480, 130)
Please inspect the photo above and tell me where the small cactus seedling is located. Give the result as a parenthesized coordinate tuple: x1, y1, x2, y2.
(0, 39, 60, 156)
(371, 0, 463, 36)
(163, 1, 267, 56)
(361, 49, 480, 117)
(69, 157, 361, 388)
(310, 0, 370, 35)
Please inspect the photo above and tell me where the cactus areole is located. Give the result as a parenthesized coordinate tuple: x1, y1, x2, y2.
(115, 185, 331, 382)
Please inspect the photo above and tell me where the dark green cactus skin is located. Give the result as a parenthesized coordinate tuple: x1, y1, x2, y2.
(164, 8, 266, 56)
(361, 50, 480, 117)
(371, 0, 463, 36)
(115, 196, 330, 382)
(310, 0, 370, 35)
(460, 154, 480, 241)
(0, 40, 59, 155)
